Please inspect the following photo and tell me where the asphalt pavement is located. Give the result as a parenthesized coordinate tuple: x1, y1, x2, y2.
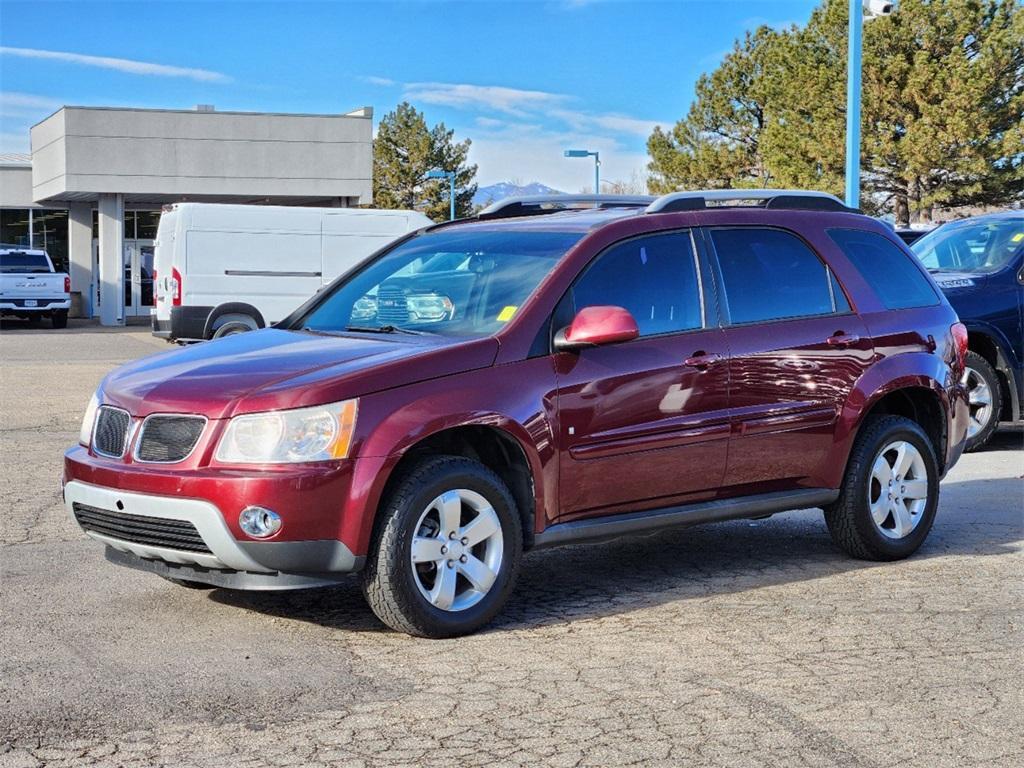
(1, 321, 1022, 767)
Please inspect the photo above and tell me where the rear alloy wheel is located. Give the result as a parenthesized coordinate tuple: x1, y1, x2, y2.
(362, 455, 522, 638)
(961, 351, 1002, 452)
(825, 415, 939, 561)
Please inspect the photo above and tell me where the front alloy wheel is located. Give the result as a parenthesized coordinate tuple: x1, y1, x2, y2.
(960, 351, 1002, 451)
(410, 489, 504, 612)
(362, 455, 522, 638)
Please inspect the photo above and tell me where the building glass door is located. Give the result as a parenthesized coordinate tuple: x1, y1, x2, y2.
(123, 240, 155, 317)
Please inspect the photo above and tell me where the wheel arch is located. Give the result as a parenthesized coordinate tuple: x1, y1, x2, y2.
(964, 326, 1019, 421)
(835, 352, 957, 481)
(202, 302, 265, 339)
(354, 419, 546, 557)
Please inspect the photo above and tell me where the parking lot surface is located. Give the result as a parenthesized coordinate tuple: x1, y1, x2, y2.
(1, 323, 1022, 768)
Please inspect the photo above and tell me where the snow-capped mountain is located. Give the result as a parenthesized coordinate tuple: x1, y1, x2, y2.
(472, 182, 563, 208)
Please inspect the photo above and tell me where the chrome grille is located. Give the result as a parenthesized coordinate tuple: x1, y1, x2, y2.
(72, 503, 211, 553)
(136, 415, 206, 463)
(93, 406, 131, 457)
(375, 285, 409, 325)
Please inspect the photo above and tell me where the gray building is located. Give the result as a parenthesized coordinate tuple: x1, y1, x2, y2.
(1, 104, 373, 325)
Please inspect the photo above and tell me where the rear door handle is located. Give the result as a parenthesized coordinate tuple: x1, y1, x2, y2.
(684, 352, 723, 370)
(826, 332, 860, 348)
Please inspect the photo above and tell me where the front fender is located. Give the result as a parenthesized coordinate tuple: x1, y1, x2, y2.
(343, 358, 558, 556)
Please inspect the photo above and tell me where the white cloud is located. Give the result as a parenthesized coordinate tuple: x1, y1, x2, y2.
(549, 108, 664, 138)
(403, 81, 566, 117)
(363, 75, 397, 86)
(0, 47, 230, 83)
(468, 122, 648, 190)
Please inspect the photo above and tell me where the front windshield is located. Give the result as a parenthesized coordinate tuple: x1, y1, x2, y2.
(911, 216, 1024, 274)
(298, 227, 583, 337)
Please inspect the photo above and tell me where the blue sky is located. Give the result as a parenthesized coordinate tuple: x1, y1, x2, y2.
(0, 0, 818, 190)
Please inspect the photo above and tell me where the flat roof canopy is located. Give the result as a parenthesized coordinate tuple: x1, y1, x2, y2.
(30, 106, 373, 205)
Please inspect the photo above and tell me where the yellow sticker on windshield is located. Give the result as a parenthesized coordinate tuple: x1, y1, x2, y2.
(1012, 232, 1024, 242)
(497, 305, 518, 322)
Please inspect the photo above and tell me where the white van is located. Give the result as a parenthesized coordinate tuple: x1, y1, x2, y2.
(152, 203, 432, 341)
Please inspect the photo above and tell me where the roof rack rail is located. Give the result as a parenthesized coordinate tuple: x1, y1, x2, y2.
(478, 194, 655, 220)
(646, 189, 855, 214)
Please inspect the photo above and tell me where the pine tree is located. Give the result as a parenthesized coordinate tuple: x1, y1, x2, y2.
(648, 0, 1024, 225)
(373, 102, 478, 221)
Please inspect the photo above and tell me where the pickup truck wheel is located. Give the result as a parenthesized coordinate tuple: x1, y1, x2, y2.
(51, 310, 68, 329)
(362, 455, 523, 638)
(825, 415, 939, 561)
(961, 351, 1001, 452)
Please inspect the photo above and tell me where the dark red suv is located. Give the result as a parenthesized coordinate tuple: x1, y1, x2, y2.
(64, 191, 970, 637)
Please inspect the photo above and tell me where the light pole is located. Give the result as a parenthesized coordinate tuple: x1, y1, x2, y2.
(426, 169, 456, 221)
(564, 149, 600, 194)
(846, 1, 895, 209)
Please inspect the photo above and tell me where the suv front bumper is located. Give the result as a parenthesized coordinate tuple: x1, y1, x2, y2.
(64, 479, 364, 590)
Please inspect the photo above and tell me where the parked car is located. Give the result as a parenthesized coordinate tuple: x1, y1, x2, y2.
(911, 210, 1023, 451)
(64, 191, 969, 638)
(0, 245, 70, 328)
(894, 227, 935, 246)
(152, 203, 432, 342)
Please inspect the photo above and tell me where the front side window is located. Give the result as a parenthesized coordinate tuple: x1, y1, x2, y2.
(830, 228, 939, 310)
(298, 228, 582, 338)
(570, 231, 702, 337)
(911, 216, 1024, 274)
(710, 228, 835, 324)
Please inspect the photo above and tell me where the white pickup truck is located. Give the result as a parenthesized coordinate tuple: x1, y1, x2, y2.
(0, 246, 71, 328)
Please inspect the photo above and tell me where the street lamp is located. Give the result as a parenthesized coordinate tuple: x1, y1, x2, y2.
(846, 0, 895, 209)
(426, 169, 456, 221)
(564, 149, 600, 194)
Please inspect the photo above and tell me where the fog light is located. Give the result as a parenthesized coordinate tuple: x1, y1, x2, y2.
(239, 506, 282, 538)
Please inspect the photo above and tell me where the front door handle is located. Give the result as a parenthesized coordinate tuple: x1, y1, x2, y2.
(826, 332, 860, 348)
(684, 352, 723, 370)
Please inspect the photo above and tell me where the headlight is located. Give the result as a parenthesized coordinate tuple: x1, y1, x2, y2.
(407, 294, 454, 322)
(79, 391, 100, 447)
(350, 295, 377, 321)
(215, 399, 358, 464)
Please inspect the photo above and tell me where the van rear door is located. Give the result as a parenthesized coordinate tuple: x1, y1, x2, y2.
(153, 208, 177, 323)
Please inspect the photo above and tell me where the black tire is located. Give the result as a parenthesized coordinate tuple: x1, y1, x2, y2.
(51, 310, 68, 329)
(362, 455, 523, 638)
(962, 351, 1002, 452)
(160, 576, 215, 590)
(27, 314, 41, 326)
(824, 415, 940, 561)
(211, 318, 256, 339)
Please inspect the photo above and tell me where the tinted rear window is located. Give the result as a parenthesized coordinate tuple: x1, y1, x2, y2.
(709, 228, 836, 324)
(0, 251, 50, 273)
(828, 229, 939, 310)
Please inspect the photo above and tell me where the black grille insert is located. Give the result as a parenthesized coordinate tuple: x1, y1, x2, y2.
(375, 285, 409, 325)
(93, 406, 131, 457)
(136, 415, 206, 462)
(72, 503, 211, 553)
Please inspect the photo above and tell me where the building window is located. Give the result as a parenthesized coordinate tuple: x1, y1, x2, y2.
(124, 211, 137, 239)
(1, 209, 32, 247)
(136, 211, 160, 239)
(32, 209, 69, 273)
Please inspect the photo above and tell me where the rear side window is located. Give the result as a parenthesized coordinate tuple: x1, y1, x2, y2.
(709, 228, 836, 324)
(571, 231, 702, 336)
(828, 229, 939, 310)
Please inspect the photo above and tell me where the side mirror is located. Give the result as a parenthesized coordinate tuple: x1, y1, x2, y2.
(553, 305, 640, 352)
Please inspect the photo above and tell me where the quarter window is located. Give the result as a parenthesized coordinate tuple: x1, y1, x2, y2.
(828, 229, 939, 310)
(710, 228, 836, 324)
(571, 232, 702, 336)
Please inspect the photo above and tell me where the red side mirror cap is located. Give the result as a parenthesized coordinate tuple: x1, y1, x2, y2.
(554, 305, 640, 351)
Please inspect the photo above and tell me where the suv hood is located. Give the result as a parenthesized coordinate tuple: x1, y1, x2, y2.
(100, 329, 498, 419)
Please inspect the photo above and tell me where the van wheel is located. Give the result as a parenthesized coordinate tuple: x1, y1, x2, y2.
(961, 351, 1001, 452)
(362, 456, 523, 638)
(825, 415, 939, 561)
(210, 314, 257, 339)
(51, 310, 68, 329)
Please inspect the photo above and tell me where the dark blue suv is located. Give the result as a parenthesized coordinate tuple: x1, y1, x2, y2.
(912, 211, 1023, 450)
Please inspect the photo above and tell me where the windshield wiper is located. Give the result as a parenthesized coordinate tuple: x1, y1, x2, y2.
(344, 324, 433, 336)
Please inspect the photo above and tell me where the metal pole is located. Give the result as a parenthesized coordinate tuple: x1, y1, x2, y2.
(594, 153, 600, 195)
(449, 173, 456, 221)
(845, 0, 862, 209)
